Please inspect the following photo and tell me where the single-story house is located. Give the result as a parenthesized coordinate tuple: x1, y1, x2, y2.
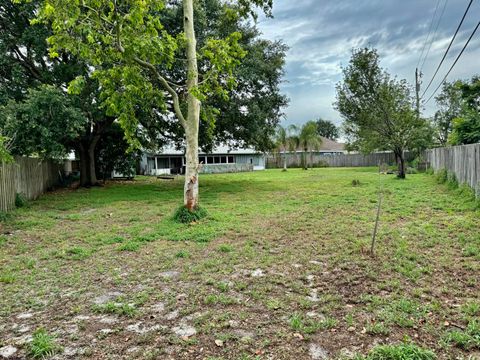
(140, 145, 266, 175)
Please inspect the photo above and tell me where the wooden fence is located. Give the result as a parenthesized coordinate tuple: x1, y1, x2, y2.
(426, 143, 480, 196)
(0, 157, 63, 212)
(267, 151, 415, 169)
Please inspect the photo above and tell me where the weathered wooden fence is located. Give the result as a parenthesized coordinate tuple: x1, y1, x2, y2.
(0, 157, 63, 212)
(267, 151, 415, 169)
(426, 143, 480, 196)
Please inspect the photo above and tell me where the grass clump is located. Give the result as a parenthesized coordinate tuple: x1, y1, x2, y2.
(29, 328, 62, 358)
(173, 205, 207, 224)
(443, 319, 480, 350)
(118, 241, 140, 252)
(361, 343, 436, 360)
(175, 250, 190, 258)
(93, 301, 137, 317)
(288, 313, 337, 334)
(351, 179, 361, 186)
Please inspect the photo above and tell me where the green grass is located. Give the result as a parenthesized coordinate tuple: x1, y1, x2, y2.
(0, 169, 479, 358)
(361, 343, 436, 359)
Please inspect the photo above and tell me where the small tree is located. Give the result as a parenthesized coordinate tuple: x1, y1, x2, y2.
(299, 121, 322, 170)
(335, 48, 427, 179)
(37, 0, 273, 214)
(316, 118, 339, 140)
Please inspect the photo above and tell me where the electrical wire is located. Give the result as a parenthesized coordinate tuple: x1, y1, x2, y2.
(421, 0, 474, 98)
(424, 20, 480, 105)
(416, 0, 442, 69)
(420, 0, 449, 71)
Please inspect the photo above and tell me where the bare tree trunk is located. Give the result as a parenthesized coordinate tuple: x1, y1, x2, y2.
(283, 151, 287, 171)
(183, 0, 200, 211)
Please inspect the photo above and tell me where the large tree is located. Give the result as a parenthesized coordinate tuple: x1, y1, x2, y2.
(39, 0, 274, 213)
(315, 118, 339, 141)
(0, 0, 114, 186)
(335, 48, 428, 178)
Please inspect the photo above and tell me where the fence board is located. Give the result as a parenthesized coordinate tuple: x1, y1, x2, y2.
(0, 157, 63, 212)
(267, 151, 415, 169)
(426, 143, 480, 197)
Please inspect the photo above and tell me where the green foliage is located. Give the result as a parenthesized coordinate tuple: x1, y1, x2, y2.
(96, 123, 139, 180)
(173, 206, 208, 224)
(15, 193, 27, 208)
(298, 121, 322, 169)
(449, 76, 480, 145)
(0, 136, 14, 163)
(433, 81, 463, 146)
(0, 85, 87, 159)
(316, 118, 339, 140)
(447, 172, 458, 190)
(29, 328, 62, 358)
(362, 343, 436, 360)
(435, 169, 448, 184)
(175, 250, 190, 258)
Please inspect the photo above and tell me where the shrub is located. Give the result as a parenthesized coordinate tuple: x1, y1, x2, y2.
(15, 192, 27, 208)
(352, 179, 361, 186)
(363, 343, 436, 360)
(173, 205, 207, 223)
(435, 169, 448, 184)
(29, 328, 62, 358)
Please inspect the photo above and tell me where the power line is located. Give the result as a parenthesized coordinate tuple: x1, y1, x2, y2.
(421, 0, 474, 98)
(420, 0, 449, 71)
(416, 0, 442, 69)
(424, 20, 480, 105)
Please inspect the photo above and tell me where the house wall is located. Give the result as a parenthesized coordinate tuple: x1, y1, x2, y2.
(201, 163, 254, 174)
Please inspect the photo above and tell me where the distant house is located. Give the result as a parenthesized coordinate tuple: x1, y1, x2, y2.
(140, 145, 265, 175)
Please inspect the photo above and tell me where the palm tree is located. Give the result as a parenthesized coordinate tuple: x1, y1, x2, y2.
(299, 121, 322, 170)
(287, 124, 300, 167)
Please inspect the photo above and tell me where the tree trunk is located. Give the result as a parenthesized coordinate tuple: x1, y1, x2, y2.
(183, 0, 200, 211)
(396, 150, 406, 179)
(283, 151, 287, 171)
(78, 136, 100, 187)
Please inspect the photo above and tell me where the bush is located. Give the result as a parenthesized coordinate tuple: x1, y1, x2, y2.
(435, 169, 448, 184)
(15, 192, 27, 208)
(363, 343, 436, 360)
(352, 179, 361, 186)
(173, 205, 207, 223)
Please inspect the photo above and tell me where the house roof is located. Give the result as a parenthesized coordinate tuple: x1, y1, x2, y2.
(319, 137, 345, 151)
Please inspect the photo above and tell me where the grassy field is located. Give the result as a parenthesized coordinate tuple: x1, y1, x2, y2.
(0, 168, 479, 359)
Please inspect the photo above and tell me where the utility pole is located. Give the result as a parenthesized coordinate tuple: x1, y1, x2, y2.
(415, 68, 422, 119)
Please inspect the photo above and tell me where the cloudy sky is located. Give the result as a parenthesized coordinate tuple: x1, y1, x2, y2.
(257, 0, 480, 127)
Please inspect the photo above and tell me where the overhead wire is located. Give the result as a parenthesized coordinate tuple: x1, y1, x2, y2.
(424, 20, 480, 105)
(421, 0, 475, 98)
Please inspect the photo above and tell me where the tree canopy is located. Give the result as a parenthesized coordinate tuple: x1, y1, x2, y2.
(315, 118, 339, 141)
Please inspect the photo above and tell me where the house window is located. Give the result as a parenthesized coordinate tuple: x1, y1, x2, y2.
(214, 156, 221, 164)
(220, 156, 227, 164)
(207, 156, 214, 164)
(228, 156, 235, 163)
(199, 156, 206, 164)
